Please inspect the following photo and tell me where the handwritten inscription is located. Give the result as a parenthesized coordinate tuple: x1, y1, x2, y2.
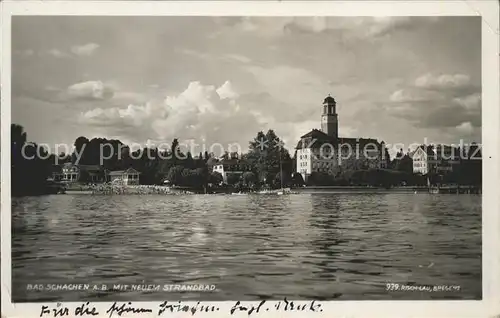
(158, 301, 219, 315)
(39, 299, 323, 317)
(75, 302, 99, 316)
(230, 299, 323, 315)
(40, 303, 69, 317)
(106, 302, 153, 318)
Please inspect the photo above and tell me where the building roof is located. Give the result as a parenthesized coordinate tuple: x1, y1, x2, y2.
(78, 165, 103, 172)
(109, 168, 140, 176)
(206, 157, 219, 167)
(411, 145, 435, 158)
(60, 163, 103, 171)
(323, 95, 336, 104)
(411, 144, 461, 160)
(296, 129, 381, 149)
(219, 159, 251, 166)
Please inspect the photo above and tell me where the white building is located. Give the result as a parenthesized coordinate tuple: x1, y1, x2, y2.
(212, 159, 252, 184)
(411, 145, 460, 175)
(109, 167, 141, 185)
(296, 95, 385, 181)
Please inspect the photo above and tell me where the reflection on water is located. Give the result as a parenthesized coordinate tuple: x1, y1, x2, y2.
(11, 193, 481, 301)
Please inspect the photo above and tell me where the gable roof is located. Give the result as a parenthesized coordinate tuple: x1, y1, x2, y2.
(296, 129, 335, 149)
(78, 165, 103, 172)
(296, 129, 382, 149)
(109, 168, 140, 176)
(60, 163, 103, 171)
(411, 145, 435, 158)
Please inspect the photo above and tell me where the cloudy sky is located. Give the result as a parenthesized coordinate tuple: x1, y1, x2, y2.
(12, 16, 481, 155)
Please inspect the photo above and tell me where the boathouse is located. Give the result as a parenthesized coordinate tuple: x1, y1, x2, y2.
(52, 163, 107, 183)
(109, 168, 141, 185)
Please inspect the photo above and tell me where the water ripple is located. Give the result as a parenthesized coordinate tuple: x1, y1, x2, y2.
(11, 193, 481, 301)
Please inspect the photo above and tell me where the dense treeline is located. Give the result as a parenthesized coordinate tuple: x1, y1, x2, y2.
(11, 124, 54, 196)
(10, 123, 482, 196)
(11, 124, 297, 194)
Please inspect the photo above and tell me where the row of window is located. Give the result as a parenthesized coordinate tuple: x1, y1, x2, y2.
(214, 165, 251, 171)
(314, 168, 331, 173)
(413, 163, 427, 168)
(312, 162, 334, 169)
(121, 174, 139, 179)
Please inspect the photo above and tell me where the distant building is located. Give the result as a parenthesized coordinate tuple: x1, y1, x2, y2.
(212, 159, 252, 184)
(109, 168, 141, 185)
(411, 144, 461, 175)
(53, 163, 107, 183)
(295, 95, 386, 181)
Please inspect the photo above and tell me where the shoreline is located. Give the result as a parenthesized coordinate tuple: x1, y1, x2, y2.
(52, 184, 482, 195)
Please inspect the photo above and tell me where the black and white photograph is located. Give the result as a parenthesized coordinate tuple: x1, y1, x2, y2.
(1, 1, 499, 317)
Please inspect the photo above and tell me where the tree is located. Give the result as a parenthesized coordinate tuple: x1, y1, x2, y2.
(230, 152, 239, 159)
(167, 165, 185, 185)
(196, 152, 205, 168)
(171, 138, 183, 165)
(209, 171, 223, 185)
(242, 171, 257, 187)
(307, 171, 332, 186)
(247, 129, 292, 187)
(291, 172, 305, 187)
(185, 152, 194, 169)
(11, 124, 27, 146)
(72, 136, 89, 164)
(274, 171, 292, 187)
(11, 124, 53, 196)
(226, 173, 240, 185)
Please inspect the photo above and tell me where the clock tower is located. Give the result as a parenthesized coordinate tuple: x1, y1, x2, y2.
(321, 94, 338, 139)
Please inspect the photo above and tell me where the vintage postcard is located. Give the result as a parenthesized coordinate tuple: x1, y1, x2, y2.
(1, 1, 499, 318)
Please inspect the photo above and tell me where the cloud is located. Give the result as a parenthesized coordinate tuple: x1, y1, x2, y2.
(14, 49, 34, 57)
(364, 17, 438, 37)
(215, 17, 439, 39)
(41, 43, 99, 59)
(243, 64, 329, 105)
(47, 49, 70, 58)
(453, 93, 481, 111)
(415, 73, 471, 90)
(456, 122, 474, 135)
(216, 81, 239, 100)
(112, 91, 148, 104)
(71, 43, 100, 56)
(389, 88, 443, 103)
(79, 81, 255, 147)
(67, 80, 114, 100)
(388, 73, 481, 130)
(78, 80, 314, 152)
(223, 54, 252, 64)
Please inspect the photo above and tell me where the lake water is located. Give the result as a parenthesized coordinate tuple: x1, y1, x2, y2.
(11, 192, 481, 302)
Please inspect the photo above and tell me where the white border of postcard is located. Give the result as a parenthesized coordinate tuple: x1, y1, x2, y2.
(1, 1, 499, 318)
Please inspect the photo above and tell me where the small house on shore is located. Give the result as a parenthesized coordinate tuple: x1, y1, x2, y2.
(212, 158, 252, 184)
(109, 168, 141, 185)
(52, 163, 108, 183)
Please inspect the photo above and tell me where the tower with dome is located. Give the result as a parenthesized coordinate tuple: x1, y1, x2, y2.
(295, 94, 387, 182)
